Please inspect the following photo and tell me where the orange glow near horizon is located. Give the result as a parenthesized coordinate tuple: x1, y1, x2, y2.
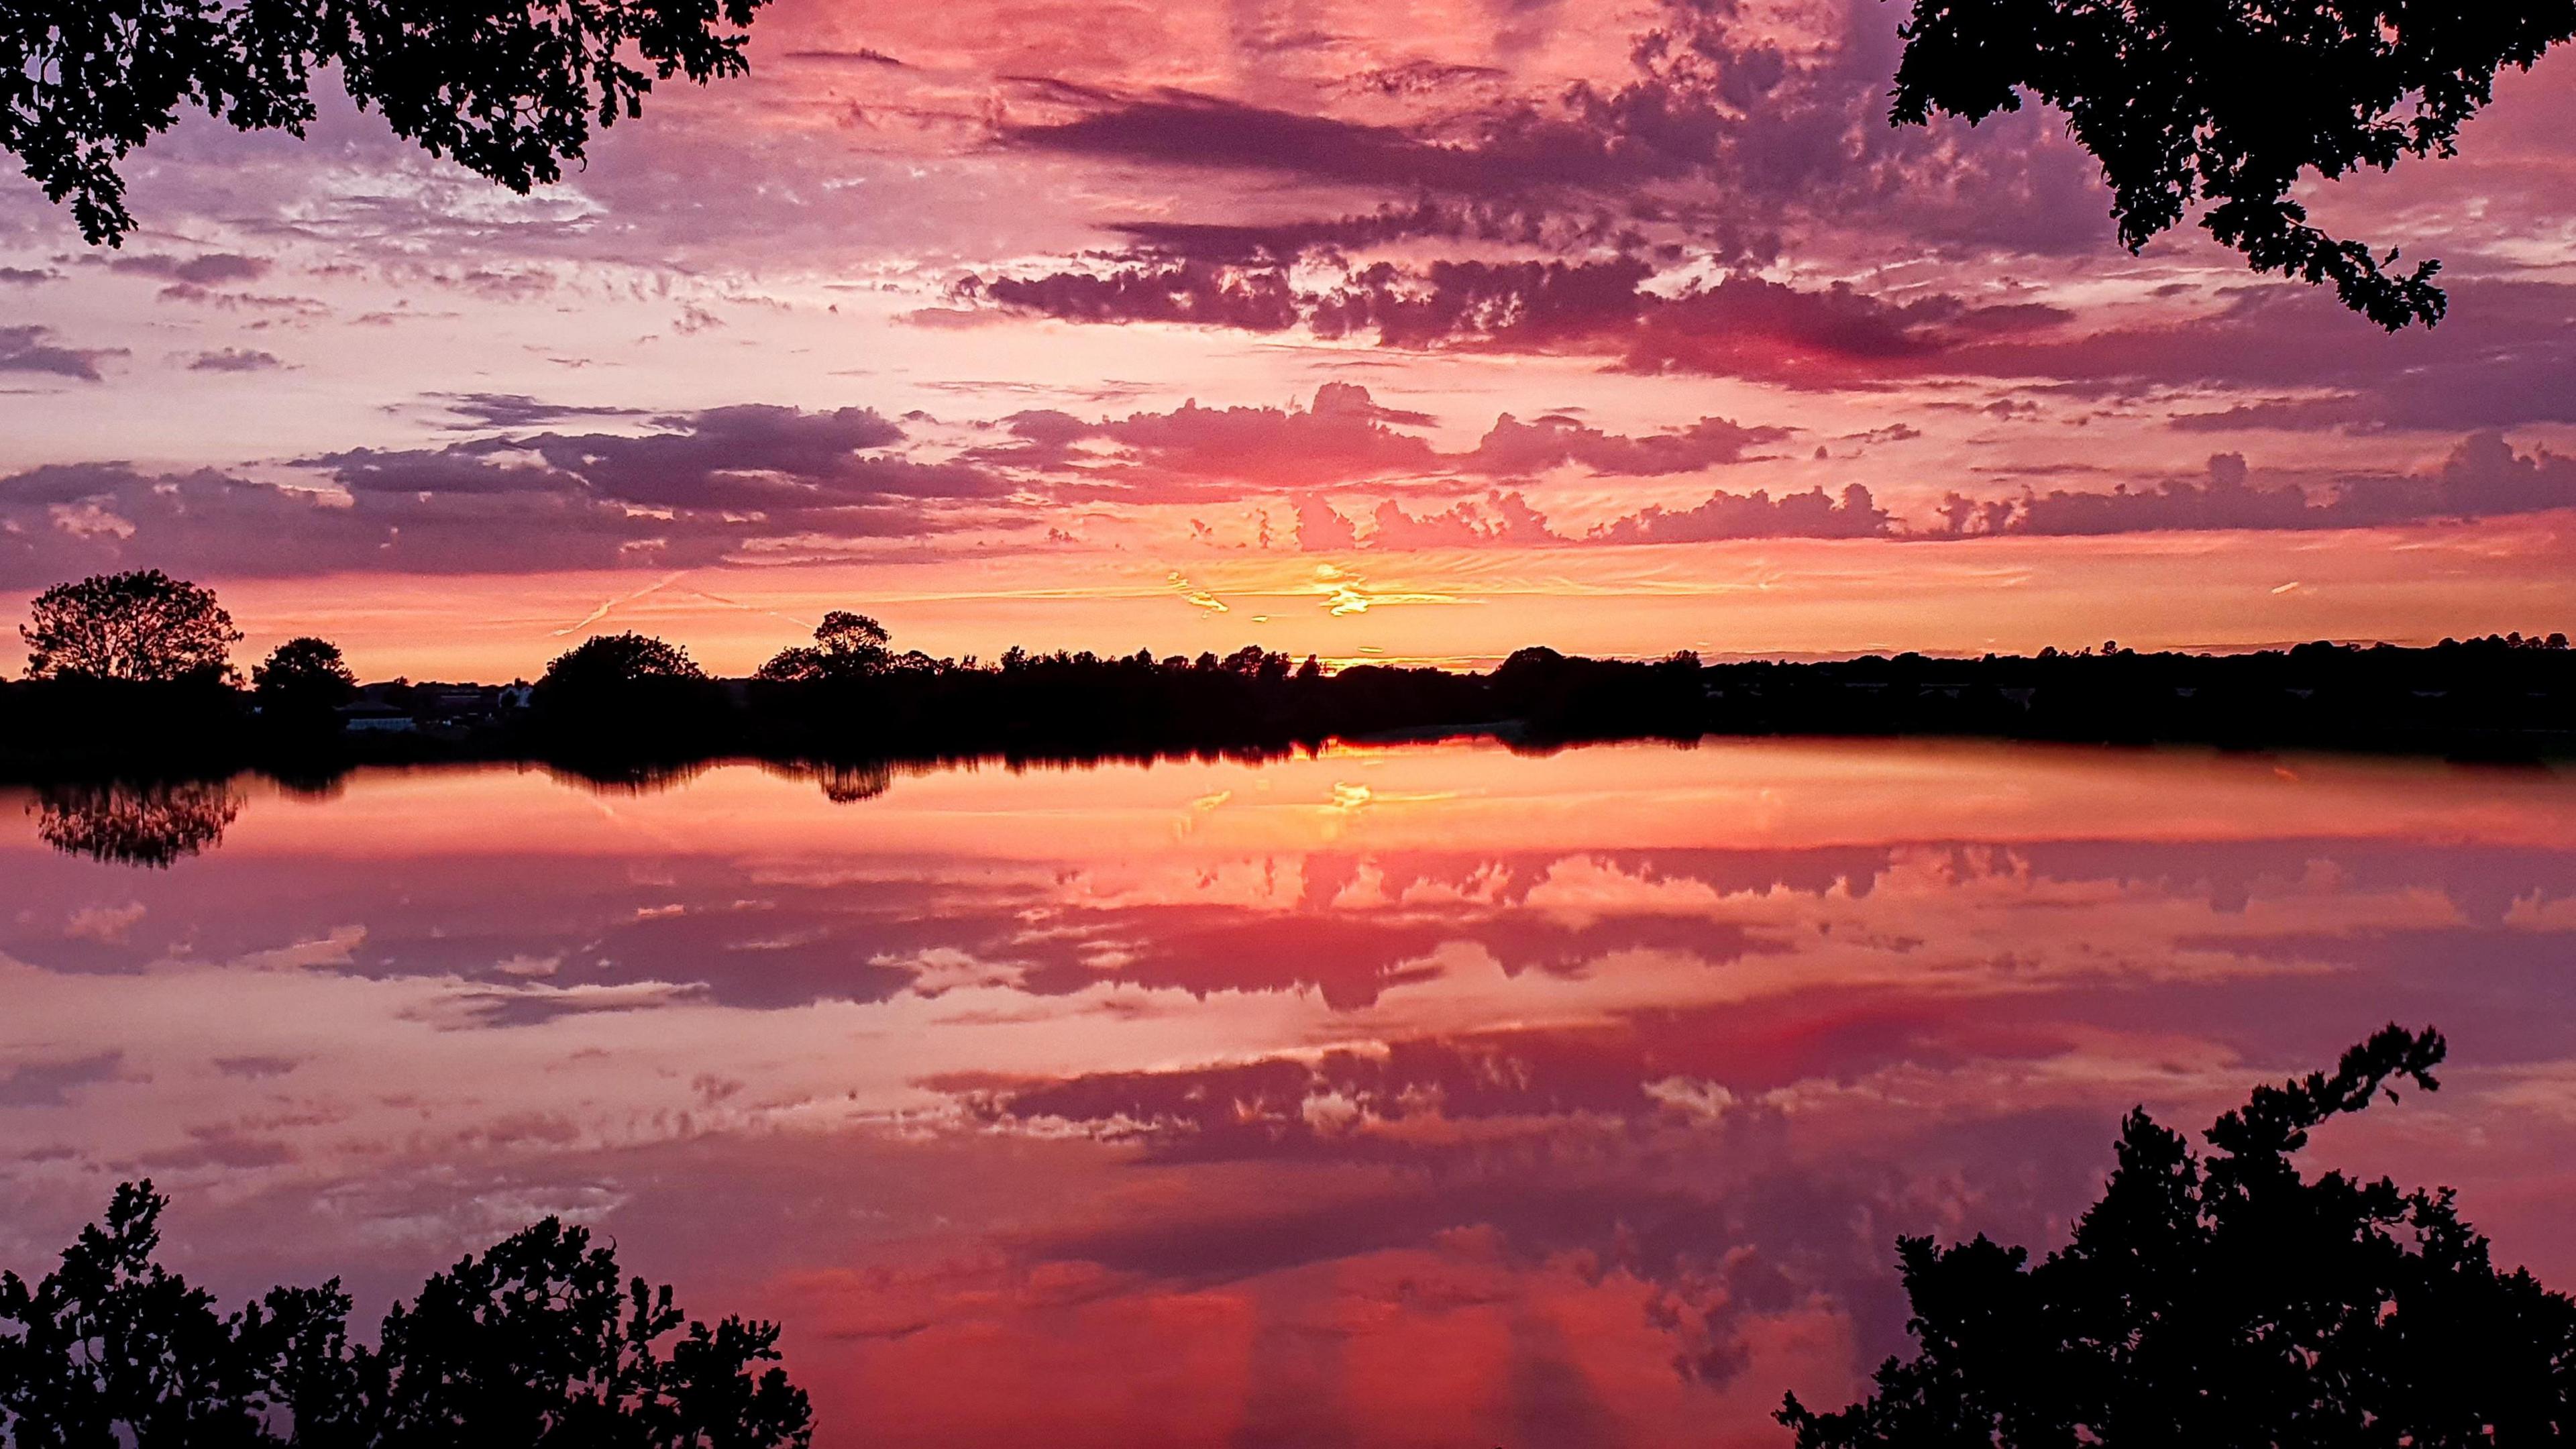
(8, 514, 2567, 682)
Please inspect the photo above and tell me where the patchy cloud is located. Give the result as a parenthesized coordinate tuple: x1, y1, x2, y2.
(970, 256, 2072, 384)
(1465, 412, 1794, 476)
(991, 0, 2109, 262)
(994, 385, 1437, 493)
(2143, 282, 2576, 433)
(1591, 484, 1892, 543)
(0, 1051, 122, 1108)
(428, 393, 651, 429)
(997, 384, 1793, 496)
(0, 325, 120, 381)
(973, 260, 1301, 332)
(105, 252, 273, 285)
(1934, 435, 2576, 537)
(0, 405, 1030, 585)
(1001, 84, 1534, 194)
(188, 348, 285, 373)
(310, 405, 1002, 512)
(1301, 431, 2575, 549)
(1297, 482, 1892, 549)
(1352, 491, 1560, 549)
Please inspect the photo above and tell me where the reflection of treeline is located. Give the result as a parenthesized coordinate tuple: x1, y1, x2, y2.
(5, 572, 2574, 776)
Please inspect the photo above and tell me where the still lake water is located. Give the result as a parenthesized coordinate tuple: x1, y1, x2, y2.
(5, 738, 2576, 1446)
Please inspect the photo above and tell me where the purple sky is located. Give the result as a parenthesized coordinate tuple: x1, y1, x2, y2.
(3, 0, 2573, 676)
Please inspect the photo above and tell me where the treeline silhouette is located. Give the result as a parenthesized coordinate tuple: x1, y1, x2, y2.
(0, 1181, 810, 1446)
(5, 571, 2573, 780)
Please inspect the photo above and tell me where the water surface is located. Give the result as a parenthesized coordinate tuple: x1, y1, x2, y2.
(6, 740, 2575, 1446)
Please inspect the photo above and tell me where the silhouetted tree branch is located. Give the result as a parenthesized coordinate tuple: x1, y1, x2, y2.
(1890, 1, 2576, 328)
(0, 1181, 813, 1446)
(2, 0, 769, 245)
(1780, 1024, 2576, 1446)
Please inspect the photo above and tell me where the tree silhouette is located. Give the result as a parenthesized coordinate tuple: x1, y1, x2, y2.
(3, 0, 769, 246)
(34, 778, 242, 865)
(254, 637, 359, 718)
(534, 631, 728, 757)
(21, 570, 241, 684)
(755, 612, 894, 684)
(1779, 1024, 2576, 1446)
(1890, 2, 2576, 329)
(543, 632, 708, 690)
(0, 1181, 277, 1444)
(0, 1182, 812, 1448)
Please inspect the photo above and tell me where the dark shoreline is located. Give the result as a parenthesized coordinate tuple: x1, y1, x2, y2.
(5, 635, 2572, 786)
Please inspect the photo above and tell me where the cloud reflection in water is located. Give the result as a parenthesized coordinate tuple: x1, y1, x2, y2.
(3, 741, 2574, 1447)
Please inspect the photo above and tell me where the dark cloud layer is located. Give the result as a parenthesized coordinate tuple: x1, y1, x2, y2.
(1299, 432, 2575, 551)
(994, 384, 1792, 496)
(0, 462, 735, 585)
(968, 259, 2074, 386)
(2137, 282, 2576, 433)
(968, 243, 2576, 430)
(1003, 84, 1556, 195)
(187, 348, 284, 373)
(3, 374, 2567, 586)
(0, 406, 1018, 586)
(429, 393, 651, 429)
(311, 405, 1001, 512)
(1297, 482, 1893, 549)
(104, 252, 272, 286)
(1591, 482, 1891, 543)
(977, 261, 1301, 332)
(998, 0, 2110, 261)
(1108, 199, 1647, 268)
(1937, 435, 2576, 537)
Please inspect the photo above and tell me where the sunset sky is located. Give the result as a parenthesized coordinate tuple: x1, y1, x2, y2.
(3, 0, 2573, 680)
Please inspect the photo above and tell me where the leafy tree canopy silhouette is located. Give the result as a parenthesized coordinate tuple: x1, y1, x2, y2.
(1891, 2, 2576, 329)
(0, 1181, 813, 1447)
(3, 0, 769, 246)
(755, 610, 894, 684)
(1780, 1024, 2576, 1446)
(254, 636, 359, 713)
(542, 631, 708, 690)
(20, 570, 241, 684)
